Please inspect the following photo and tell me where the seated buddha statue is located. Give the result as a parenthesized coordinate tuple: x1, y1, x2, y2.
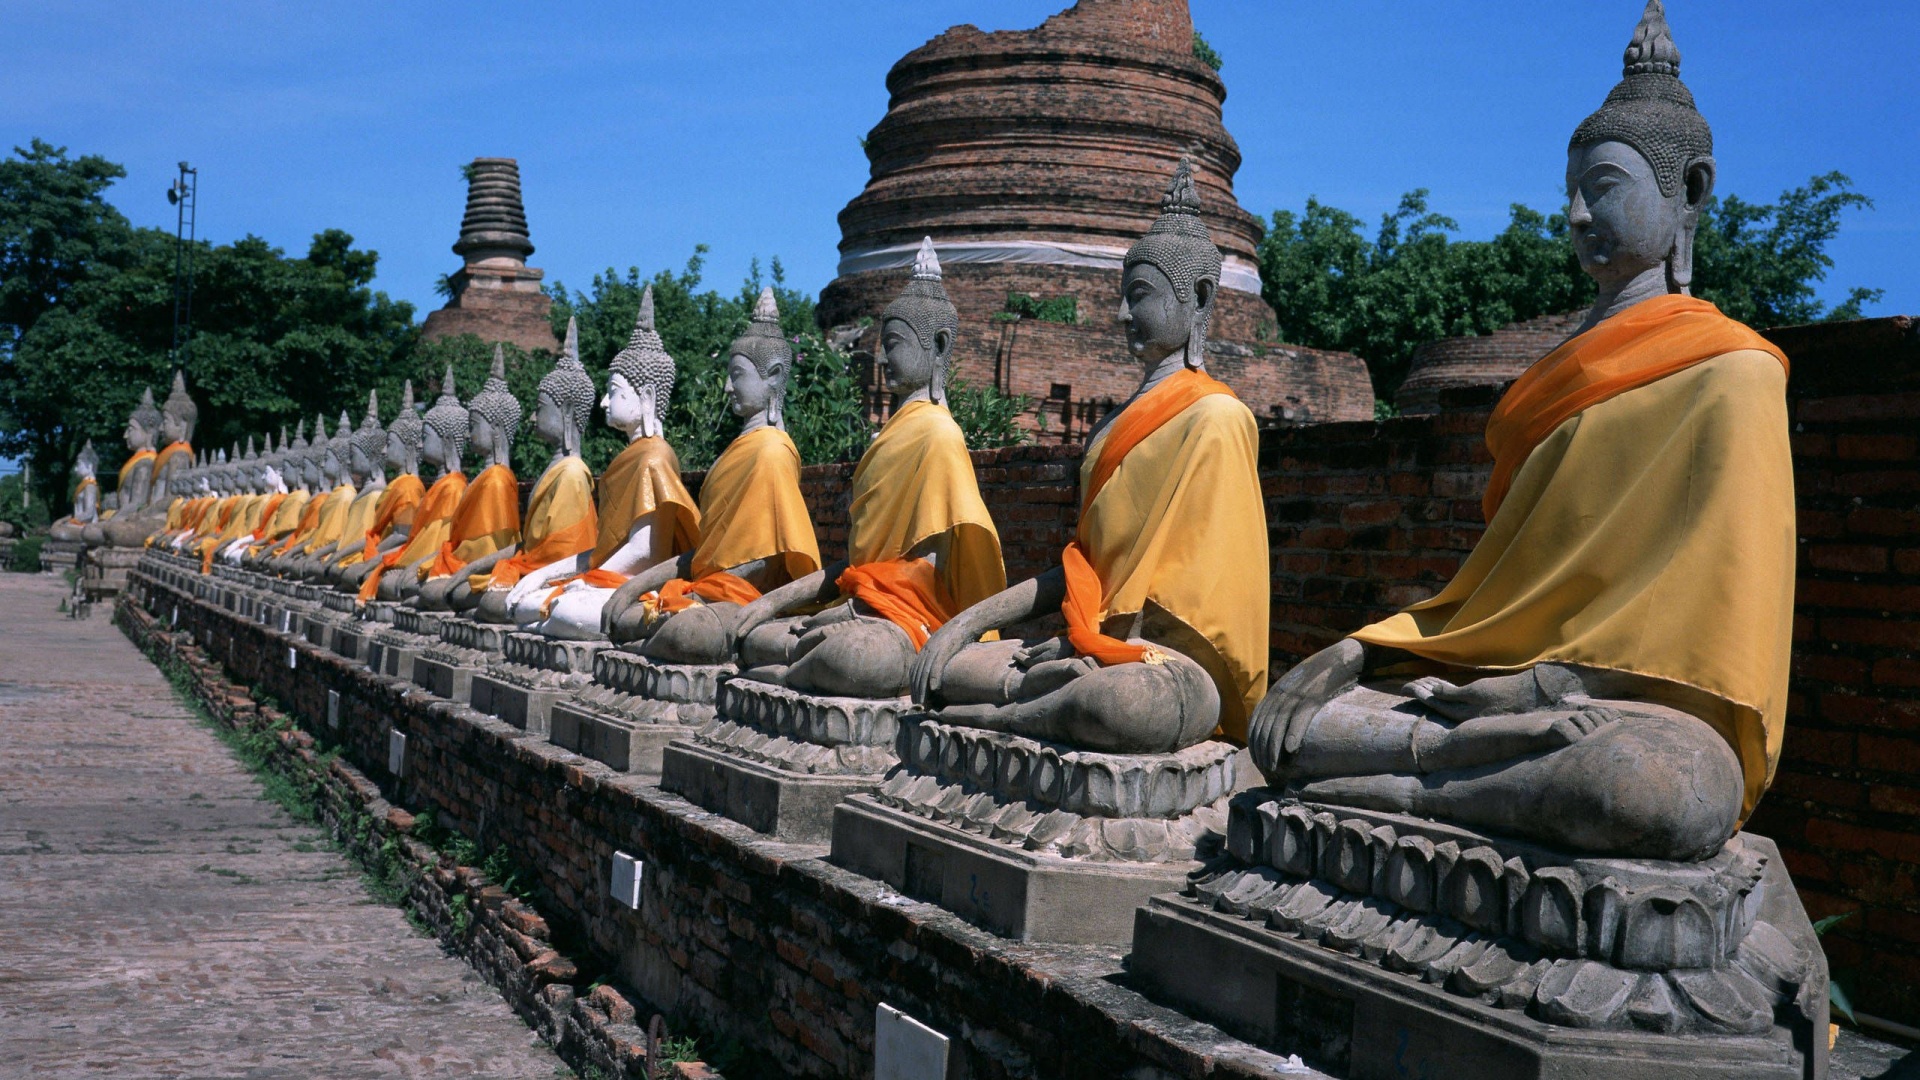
(196, 440, 270, 573)
(273, 413, 357, 578)
(1247, 1, 1792, 863)
(523, 287, 699, 639)
(732, 240, 1005, 699)
(82, 389, 161, 548)
(601, 287, 821, 661)
(369, 367, 471, 603)
(180, 448, 237, 560)
(49, 440, 100, 543)
(222, 433, 295, 566)
(109, 372, 198, 548)
(459, 319, 600, 624)
(253, 419, 329, 567)
(909, 159, 1269, 755)
(303, 393, 388, 576)
(336, 381, 428, 594)
(413, 348, 522, 611)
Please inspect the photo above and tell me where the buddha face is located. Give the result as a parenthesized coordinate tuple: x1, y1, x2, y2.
(422, 426, 446, 467)
(1120, 263, 1204, 365)
(124, 417, 153, 452)
(603, 373, 648, 437)
(385, 431, 409, 471)
(161, 411, 188, 446)
(322, 449, 343, 483)
(534, 390, 566, 447)
(1566, 140, 1712, 291)
(349, 443, 372, 480)
(725, 354, 776, 419)
(880, 318, 938, 397)
(470, 414, 497, 458)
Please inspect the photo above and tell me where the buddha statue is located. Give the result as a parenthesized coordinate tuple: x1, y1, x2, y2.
(601, 287, 821, 659)
(223, 432, 294, 565)
(337, 381, 427, 594)
(733, 240, 1005, 698)
(196, 438, 266, 573)
(279, 412, 357, 578)
(907, 159, 1269, 755)
(414, 347, 521, 611)
(459, 318, 600, 623)
(249, 420, 317, 565)
(1244, 0, 1792, 864)
(372, 366, 471, 603)
(526, 286, 699, 640)
(86, 388, 162, 548)
(50, 441, 100, 543)
(304, 392, 387, 575)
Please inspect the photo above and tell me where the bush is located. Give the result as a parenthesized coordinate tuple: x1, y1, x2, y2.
(946, 379, 1030, 451)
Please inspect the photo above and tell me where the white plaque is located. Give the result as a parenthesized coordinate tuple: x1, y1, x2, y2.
(387, 728, 406, 777)
(875, 1003, 948, 1080)
(326, 689, 340, 729)
(610, 851, 643, 910)
(286, 646, 297, 670)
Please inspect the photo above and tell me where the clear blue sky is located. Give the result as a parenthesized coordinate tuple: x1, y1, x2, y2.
(5, 1, 1911, 320)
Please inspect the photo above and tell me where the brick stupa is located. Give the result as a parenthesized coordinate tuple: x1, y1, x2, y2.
(1395, 310, 1586, 415)
(420, 158, 559, 354)
(818, 0, 1374, 430)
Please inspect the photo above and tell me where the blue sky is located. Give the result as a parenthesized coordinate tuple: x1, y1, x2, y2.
(5, 1, 1911, 320)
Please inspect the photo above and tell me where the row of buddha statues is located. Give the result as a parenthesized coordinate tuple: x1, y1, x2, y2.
(107, 5, 1827, 1068)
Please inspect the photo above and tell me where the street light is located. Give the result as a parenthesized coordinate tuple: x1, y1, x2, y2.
(167, 163, 198, 369)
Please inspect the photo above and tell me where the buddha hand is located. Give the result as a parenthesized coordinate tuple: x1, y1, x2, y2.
(1248, 638, 1367, 777)
(910, 612, 984, 706)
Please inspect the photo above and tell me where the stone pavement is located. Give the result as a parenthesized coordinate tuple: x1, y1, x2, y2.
(0, 572, 568, 1080)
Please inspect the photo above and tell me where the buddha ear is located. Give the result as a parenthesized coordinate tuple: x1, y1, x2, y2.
(1187, 276, 1217, 369)
(931, 328, 953, 405)
(1669, 157, 1716, 293)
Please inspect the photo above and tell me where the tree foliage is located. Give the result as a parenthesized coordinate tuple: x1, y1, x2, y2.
(1259, 173, 1880, 397)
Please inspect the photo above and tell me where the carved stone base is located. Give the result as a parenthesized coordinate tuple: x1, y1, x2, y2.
(658, 679, 912, 842)
(468, 633, 605, 735)
(367, 608, 451, 682)
(829, 720, 1238, 943)
(1128, 797, 1828, 1080)
(547, 652, 732, 776)
(40, 538, 83, 572)
(83, 546, 142, 599)
(411, 616, 508, 703)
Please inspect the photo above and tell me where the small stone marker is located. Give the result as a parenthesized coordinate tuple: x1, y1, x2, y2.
(286, 646, 297, 670)
(280, 611, 291, 633)
(388, 729, 406, 777)
(170, 606, 178, 626)
(610, 851, 643, 910)
(326, 690, 340, 729)
(875, 1003, 947, 1080)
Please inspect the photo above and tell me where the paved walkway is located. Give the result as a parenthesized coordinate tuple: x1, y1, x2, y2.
(0, 572, 567, 1080)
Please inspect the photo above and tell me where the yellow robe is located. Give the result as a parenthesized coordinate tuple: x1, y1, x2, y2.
(842, 400, 1005, 633)
(390, 473, 468, 573)
(471, 457, 597, 592)
(328, 486, 383, 563)
(688, 426, 820, 583)
(428, 464, 519, 579)
(299, 484, 357, 554)
(1077, 389, 1270, 743)
(252, 490, 311, 555)
(592, 437, 699, 570)
(1351, 351, 1794, 821)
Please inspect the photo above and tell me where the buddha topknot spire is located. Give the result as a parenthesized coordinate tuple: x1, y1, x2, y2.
(132, 387, 164, 439)
(389, 379, 424, 457)
(350, 388, 386, 465)
(731, 286, 792, 378)
(163, 369, 198, 430)
(539, 316, 596, 434)
(424, 363, 470, 464)
(610, 284, 677, 413)
(1571, 0, 1712, 199)
(1125, 155, 1223, 304)
(291, 417, 308, 451)
(469, 343, 524, 436)
(882, 236, 960, 359)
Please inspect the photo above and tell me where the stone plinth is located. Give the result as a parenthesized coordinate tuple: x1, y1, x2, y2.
(548, 651, 733, 778)
(831, 719, 1236, 942)
(409, 616, 509, 704)
(83, 546, 142, 599)
(41, 537, 84, 573)
(468, 632, 605, 736)
(658, 679, 911, 844)
(1129, 795, 1829, 1079)
(367, 607, 452, 683)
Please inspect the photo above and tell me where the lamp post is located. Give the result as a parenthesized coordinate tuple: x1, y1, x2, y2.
(166, 163, 198, 369)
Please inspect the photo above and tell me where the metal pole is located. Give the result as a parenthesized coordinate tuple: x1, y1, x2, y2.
(168, 163, 198, 368)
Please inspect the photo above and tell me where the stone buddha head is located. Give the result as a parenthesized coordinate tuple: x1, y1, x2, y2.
(75, 440, 98, 483)
(1567, 0, 1715, 297)
(386, 381, 424, 476)
(125, 388, 161, 454)
(348, 390, 386, 483)
(726, 287, 791, 430)
(469, 344, 523, 467)
(1122, 156, 1222, 371)
(880, 237, 959, 407)
(423, 364, 470, 471)
(322, 411, 352, 485)
(161, 370, 198, 447)
(536, 317, 594, 456)
(606, 284, 675, 441)
(303, 415, 329, 490)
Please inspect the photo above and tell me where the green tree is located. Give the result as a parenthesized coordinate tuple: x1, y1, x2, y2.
(1260, 173, 1879, 398)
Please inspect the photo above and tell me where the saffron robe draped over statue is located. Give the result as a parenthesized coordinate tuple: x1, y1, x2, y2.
(1063, 367, 1270, 743)
(426, 464, 519, 579)
(119, 449, 156, 501)
(327, 486, 382, 563)
(1350, 295, 1794, 823)
(298, 484, 357, 555)
(358, 472, 465, 601)
(339, 473, 425, 569)
(592, 437, 699, 571)
(833, 401, 1005, 649)
(470, 457, 597, 593)
(267, 492, 323, 556)
(651, 426, 819, 614)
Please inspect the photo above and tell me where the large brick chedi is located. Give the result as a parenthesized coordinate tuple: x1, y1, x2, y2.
(420, 158, 559, 355)
(818, 0, 1374, 431)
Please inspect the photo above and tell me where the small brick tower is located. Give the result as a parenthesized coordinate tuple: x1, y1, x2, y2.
(420, 158, 558, 354)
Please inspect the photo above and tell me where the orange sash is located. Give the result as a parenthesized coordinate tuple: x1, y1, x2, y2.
(271, 496, 325, 557)
(428, 464, 520, 578)
(116, 449, 156, 492)
(1062, 368, 1236, 665)
(537, 567, 631, 619)
(837, 558, 950, 650)
(651, 572, 764, 616)
(1482, 294, 1788, 521)
(249, 493, 288, 540)
(357, 474, 426, 563)
(359, 471, 467, 601)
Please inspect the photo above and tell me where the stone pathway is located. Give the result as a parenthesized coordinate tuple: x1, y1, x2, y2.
(0, 572, 569, 1080)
